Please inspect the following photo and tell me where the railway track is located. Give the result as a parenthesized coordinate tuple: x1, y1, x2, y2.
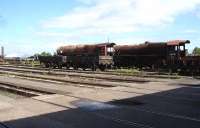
(0, 64, 181, 79)
(0, 81, 53, 97)
(0, 65, 152, 83)
(0, 70, 117, 88)
(0, 65, 198, 100)
(0, 65, 198, 98)
(0, 64, 199, 127)
(0, 70, 157, 99)
(0, 64, 199, 105)
(0, 64, 127, 75)
(0, 70, 198, 103)
(0, 68, 152, 92)
(0, 66, 199, 127)
(0, 66, 156, 94)
(0, 77, 199, 128)
(1, 66, 189, 97)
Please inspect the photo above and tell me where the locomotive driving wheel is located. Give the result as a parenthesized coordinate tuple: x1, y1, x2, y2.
(99, 65, 106, 71)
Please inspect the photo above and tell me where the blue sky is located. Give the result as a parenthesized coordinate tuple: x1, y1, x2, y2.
(0, 0, 200, 57)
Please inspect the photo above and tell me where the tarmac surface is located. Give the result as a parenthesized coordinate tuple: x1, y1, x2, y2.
(0, 75, 200, 128)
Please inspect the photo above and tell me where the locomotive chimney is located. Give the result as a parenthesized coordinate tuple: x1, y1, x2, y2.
(1, 46, 4, 59)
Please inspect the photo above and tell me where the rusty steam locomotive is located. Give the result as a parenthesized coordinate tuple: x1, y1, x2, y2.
(38, 43, 115, 71)
(114, 40, 200, 74)
(38, 40, 200, 74)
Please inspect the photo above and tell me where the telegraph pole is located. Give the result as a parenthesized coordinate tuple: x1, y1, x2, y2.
(1, 46, 4, 59)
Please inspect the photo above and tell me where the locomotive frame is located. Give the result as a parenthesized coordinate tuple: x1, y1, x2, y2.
(39, 43, 115, 71)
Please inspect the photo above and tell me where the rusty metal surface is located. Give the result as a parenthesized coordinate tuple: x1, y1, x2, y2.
(167, 40, 190, 46)
(114, 42, 167, 56)
(58, 45, 97, 55)
(57, 43, 115, 56)
(183, 56, 200, 63)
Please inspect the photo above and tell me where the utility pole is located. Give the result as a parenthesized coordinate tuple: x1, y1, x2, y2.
(1, 46, 4, 59)
(107, 37, 110, 43)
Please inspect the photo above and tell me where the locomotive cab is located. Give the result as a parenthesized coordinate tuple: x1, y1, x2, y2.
(98, 43, 115, 70)
(166, 40, 190, 71)
(167, 40, 190, 59)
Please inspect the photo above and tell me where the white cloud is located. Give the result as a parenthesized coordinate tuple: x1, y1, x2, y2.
(40, 0, 200, 37)
(5, 53, 21, 58)
(37, 31, 74, 37)
(2, 41, 57, 57)
(183, 29, 198, 34)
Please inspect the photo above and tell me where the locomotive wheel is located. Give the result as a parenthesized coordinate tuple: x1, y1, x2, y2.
(66, 65, 70, 69)
(92, 65, 97, 71)
(45, 64, 50, 68)
(58, 65, 62, 69)
(92, 67, 96, 71)
(74, 65, 78, 70)
(99, 65, 106, 71)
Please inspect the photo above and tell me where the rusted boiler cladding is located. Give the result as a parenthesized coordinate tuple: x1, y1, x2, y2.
(114, 42, 168, 56)
(57, 44, 100, 56)
(57, 43, 115, 56)
(57, 40, 190, 56)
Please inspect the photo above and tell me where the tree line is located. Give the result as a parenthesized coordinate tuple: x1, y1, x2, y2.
(192, 47, 200, 55)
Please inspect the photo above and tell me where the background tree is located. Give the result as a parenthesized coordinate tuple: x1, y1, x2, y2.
(29, 52, 52, 60)
(192, 47, 200, 55)
(40, 52, 52, 56)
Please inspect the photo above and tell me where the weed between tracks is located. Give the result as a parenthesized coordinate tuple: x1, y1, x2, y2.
(0, 89, 25, 99)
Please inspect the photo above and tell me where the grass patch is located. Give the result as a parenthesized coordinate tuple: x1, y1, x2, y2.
(112, 68, 141, 76)
(0, 89, 25, 99)
(22, 60, 41, 67)
(111, 68, 181, 79)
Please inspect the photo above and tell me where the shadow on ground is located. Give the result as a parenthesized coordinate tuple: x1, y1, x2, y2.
(2, 86, 200, 128)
